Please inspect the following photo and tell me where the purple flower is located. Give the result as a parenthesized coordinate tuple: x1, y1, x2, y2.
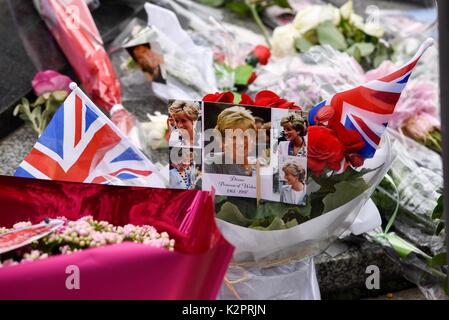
(32, 70, 72, 96)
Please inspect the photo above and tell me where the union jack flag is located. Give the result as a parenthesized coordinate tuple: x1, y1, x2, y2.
(308, 38, 434, 158)
(15, 85, 166, 187)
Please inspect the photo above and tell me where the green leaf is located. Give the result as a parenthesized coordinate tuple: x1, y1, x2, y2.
(225, 1, 250, 15)
(322, 178, 369, 213)
(317, 22, 348, 51)
(295, 36, 314, 53)
(436, 221, 445, 236)
(347, 42, 375, 57)
(432, 195, 444, 220)
(198, 0, 225, 7)
(385, 233, 431, 259)
(373, 53, 389, 68)
(32, 95, 47, 107)
(234, 64, 254, 86)
(429, 252, 447, 267)
(216, 202, 253, 227)
(51, 91, 68, 101)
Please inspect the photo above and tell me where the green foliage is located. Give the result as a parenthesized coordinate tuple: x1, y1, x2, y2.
(14, 91, 68, 135)
(317, 22, 348, 51)
(216, 167, 374, 230)
(234, 64, 254, 85)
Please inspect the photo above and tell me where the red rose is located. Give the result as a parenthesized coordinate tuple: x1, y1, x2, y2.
(254, 90, 301, 110)
(252, 45, 271, 65)
(308, 126, 345, 176)
(331, 122, 365, 154)
(315, 105, 335, 124)
(203, 92, 235, 103)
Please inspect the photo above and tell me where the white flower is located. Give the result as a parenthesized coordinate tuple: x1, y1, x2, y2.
(271, 24, 301, 58)
(340, 1, 353, 20)
(363, 22, 384, 38)
(350, 13, 365, 30)
(141, 112, 169, 150)
(293, 5, 340, 34)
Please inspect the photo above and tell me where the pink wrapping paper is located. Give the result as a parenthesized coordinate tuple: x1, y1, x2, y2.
(0, 176, 234, 299)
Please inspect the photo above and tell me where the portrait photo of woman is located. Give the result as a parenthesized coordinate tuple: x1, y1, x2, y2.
(279, 160, 307, 205)
(278, 113, 308, 158)
(168, 100, 201, 147)
(204, 106, 258, 177)
(169, 148, 201, 190)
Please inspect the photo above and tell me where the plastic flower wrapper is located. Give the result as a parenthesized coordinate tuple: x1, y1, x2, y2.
(371, 129, 444, 255)
(0, 176, 234, 299)
(368, 152, 446, 299)
(142, 2, 218, 100)
(34, 0, 142, 148)
(145, 1, 269, 94)
(213, 39, 432, 299)
(270, 0, 394, 70)
(249, 44, 365, 109)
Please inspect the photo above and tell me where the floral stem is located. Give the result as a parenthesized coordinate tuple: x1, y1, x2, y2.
(247, 2, 271, 48)
(383, 173, 399, 234)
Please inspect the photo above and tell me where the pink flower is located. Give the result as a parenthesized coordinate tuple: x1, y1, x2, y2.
(32, 70, 72, 96)
(402, 113, 440, 140)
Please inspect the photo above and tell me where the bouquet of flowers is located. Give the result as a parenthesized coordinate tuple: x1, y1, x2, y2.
(271, 0, 394, 70)
(249, 44, 365, 109)
(0, 216, 175, 268)
(34, 0, 142, 147)
(205, 38, 432, 299)
(0, 176, 234, 299)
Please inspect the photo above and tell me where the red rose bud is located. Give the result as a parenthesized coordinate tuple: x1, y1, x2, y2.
(202, 92, 235, 103)
(315, 105, 335, 124)
(253, 45, 271, 65)
(246, 45, 271, 67)
(254, 90, 301, 110)
(347, 153, 365, 168)
(213, 51, 226, 63)
(247, 72, 257, 85)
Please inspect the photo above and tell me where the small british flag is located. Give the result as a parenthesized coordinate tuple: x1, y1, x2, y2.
(15, 83, 166, 187)
(308, 38, 434, 158)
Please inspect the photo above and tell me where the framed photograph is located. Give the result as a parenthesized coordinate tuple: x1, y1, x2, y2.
(165, 100, 308, 204)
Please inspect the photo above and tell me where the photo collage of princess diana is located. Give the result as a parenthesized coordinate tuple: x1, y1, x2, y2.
(167, 100, 308, 206)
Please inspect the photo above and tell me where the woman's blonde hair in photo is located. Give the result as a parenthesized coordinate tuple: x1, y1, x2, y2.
(280, 113, 308, 136)
(215, 106, 256, 135)
(168, 100, 200, 121)
(282, 160, 306, 183)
